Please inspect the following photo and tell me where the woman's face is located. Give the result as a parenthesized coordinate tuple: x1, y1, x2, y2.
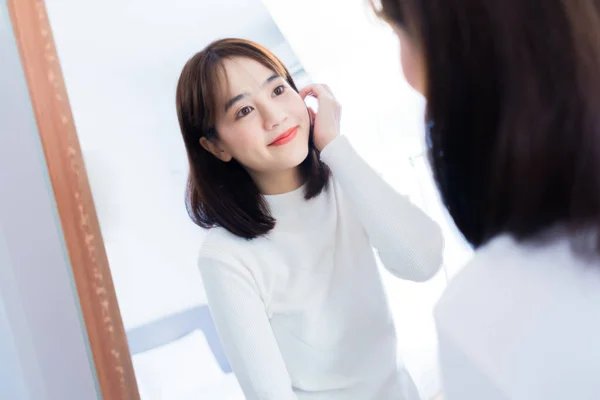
(201, 56, 311, 192)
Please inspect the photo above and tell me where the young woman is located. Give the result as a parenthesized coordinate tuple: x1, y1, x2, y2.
(175, 38, 444, 399)
(372, 0, 600, 398)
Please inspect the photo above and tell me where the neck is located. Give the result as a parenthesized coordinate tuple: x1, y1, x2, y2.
(251, 167, 305, 195)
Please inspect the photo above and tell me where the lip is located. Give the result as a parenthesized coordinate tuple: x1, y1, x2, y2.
(269, 126, 298, 146)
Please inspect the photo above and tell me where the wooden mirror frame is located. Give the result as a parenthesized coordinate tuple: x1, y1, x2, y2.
(7, 1, 140, 398)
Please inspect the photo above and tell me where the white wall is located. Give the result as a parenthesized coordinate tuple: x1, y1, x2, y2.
(45, 0, 306, 329)
(0, 228, 30, 400)
(0, 3, 99, 399)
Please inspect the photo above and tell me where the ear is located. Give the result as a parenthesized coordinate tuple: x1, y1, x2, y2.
(199, 137, 233, 162)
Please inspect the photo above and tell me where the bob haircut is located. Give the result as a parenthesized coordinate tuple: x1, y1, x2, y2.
(176, 38, 330, 240)
(372, 0, 600, 251)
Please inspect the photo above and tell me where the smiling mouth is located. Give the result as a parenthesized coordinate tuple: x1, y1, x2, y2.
(269, 126, 299, 146)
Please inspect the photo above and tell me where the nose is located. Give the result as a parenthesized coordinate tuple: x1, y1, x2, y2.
(260, 102, 287, 131)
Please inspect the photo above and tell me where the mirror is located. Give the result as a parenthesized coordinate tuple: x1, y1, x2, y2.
(34, 0, 471, 398)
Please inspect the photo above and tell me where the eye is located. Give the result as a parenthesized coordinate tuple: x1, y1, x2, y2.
(236, 106, 253, 119)
(273, 84, 285, 96)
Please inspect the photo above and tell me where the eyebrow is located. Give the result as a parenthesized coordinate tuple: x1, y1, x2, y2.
(223, 74, 281, 113)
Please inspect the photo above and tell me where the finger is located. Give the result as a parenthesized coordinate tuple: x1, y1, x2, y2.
(322, 84, 335, 97)
(317, 84, 337, 103)
(299, 84, 330, 100)
(299, 84, 315, 100)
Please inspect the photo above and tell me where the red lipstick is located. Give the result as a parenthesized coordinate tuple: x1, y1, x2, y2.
(269, 127, 298, 146)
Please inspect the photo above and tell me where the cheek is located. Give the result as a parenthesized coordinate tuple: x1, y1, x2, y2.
(397, 31, 425, 95)
(400, 42, 418, 89)
(219, 125, 260, 157)
(289, 94, 311, 127)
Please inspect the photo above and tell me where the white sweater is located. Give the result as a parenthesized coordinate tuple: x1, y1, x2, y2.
(198, 136, 444, 400)
(435, 233, 600, 400)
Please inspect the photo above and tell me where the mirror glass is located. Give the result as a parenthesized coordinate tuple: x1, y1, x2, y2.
(46, 1, 472, 398)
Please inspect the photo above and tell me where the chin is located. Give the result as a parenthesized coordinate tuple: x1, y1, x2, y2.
(282, 141, 310, 169)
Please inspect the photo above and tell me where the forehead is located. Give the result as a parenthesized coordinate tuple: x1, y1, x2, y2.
(218, 57, 276, 95)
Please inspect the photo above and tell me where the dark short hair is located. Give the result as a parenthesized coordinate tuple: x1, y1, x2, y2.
(373, 0, 600, 250)
(176, 38, 330, 240)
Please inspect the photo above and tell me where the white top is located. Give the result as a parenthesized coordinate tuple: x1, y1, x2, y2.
(435, 232, 600, 400)
(198, 136, 444, 400)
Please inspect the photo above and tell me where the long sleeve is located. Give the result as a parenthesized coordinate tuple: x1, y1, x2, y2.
(199, 257, 297, 400)
(320, 135, 444, 282)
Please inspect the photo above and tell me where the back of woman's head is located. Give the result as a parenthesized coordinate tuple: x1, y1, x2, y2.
(176, 38, 329, 240)
(374, 0, 600, 250)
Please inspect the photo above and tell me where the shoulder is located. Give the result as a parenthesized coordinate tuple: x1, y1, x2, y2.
(436, 232, 600, 321)
(197, 227, 269, 280)
(197, 228, 260, 286)
(198, 223, 277, 263)
(434, 235, 532, 351)
(196, 227, 257, 275)
(199, 226, 250, 263)
(435, 233, 600, 394)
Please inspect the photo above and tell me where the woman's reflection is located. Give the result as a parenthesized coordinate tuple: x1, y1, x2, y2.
(175, 38, 444, 400)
